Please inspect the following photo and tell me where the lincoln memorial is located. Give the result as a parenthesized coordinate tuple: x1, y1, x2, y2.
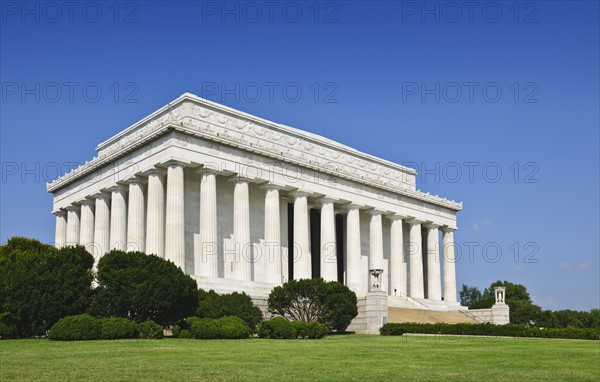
(47, 93, 479, 333)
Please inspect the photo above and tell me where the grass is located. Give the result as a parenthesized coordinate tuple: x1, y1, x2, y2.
(1, 335, 599, 381)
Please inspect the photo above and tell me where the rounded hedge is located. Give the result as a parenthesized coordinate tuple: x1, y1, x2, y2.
(100, 317, 139, 340)
(48, 314, 100, 341)
(179, 329, 192, 339)
(217, 316, 251, 339)
(306, 322, 327, 339)
(291, 321, 308, 339)
(139, 320, 163, 339)
(191, 318, 221, 339)
(258, 317, 294, 339)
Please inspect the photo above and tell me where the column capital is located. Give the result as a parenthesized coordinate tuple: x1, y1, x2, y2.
(144, 167, 167, 176)
(365, 207, 385, 216)
(160, 158, 191, 168)
(91, 191, 112, 200)
(441, 226, 457, 233)
(289, 189, 311, 198)
(423, 222, 441, 230)
(261, 182, 285, 191)
(343, 203, 364, 212)
(52, 209, 67, 216)
(64, 205, 80, 211)
(386, 213, 408, 221)
(123, 174, 147, 185)
(317, 196, 339, 207)
(107, 184, 128, 193)
(228, 174, 253, 184)
(406, 218, 425, 226)
(195, 166, 219, 176)
(76, 198, 96, 206)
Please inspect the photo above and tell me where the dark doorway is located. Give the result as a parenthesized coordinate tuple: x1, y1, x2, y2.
(336, 214, 345, 283)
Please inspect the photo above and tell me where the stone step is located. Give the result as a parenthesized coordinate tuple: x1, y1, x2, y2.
(388, 307, 476, 324)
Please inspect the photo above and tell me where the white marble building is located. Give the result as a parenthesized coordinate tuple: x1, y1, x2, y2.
(47, 93, 464, 332)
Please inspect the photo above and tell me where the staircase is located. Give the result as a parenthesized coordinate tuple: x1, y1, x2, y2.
(388, 307, 477, 324)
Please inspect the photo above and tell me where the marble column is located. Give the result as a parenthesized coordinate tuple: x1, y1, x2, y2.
(389, 215, 406, 296)
(424, 223, 442, 301)
(407, 219, 425, 298)
(442, 227, 457, 302)
(79, 199, 95, 254)
(233, 178, 251, 281)
(54, 210, 67, 248)
(65, 206, 80, 246)
(345, 204, 362, 293)
(145, 169, 165, 258)
(369, 210, 384, 291)
(263, 184, 282, 284)
(165, 163, 185, 269)
(198, 169, 218, 277)
(126, 177, 146, 253)
(109, 185, 128, 250)
(93, 192, 111, 258)
(320, 198, 337, 282)
(292, 191, 311, 280)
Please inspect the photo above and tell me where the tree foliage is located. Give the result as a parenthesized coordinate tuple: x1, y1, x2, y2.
(0, 237, 94, 337)
(197, 289, 263, 329)
(88, 250, 198, 326)
(267, 278, 357, 332)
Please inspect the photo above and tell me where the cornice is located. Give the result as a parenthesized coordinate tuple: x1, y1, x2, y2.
(47, 93, 462, 211)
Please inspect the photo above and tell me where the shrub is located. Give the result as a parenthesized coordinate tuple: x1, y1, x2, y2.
(48, 314, 100, 341)
(197, 289, 263, 330)
(258, 317, 294, 339)
(139, 320, 163, 339)
(191, 318, 222, 339)
(217, 316, 251, 339)
(179, 329, 191, 339)
(170, 325, 181, 338)
(306, 322, 327, 339)
(379, 322, 600, 340)
(0, 313, 19, 339)
(0, 238, 94, 337)
(291, 321, 308, 339)
(268, 279, 357, 332)
(89, 251, 198, 326)
(100, 317, 139, 339)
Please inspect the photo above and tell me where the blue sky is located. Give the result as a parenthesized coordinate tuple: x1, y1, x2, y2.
(1, 1, 598, 311)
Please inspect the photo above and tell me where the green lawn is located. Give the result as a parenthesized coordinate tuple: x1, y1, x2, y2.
(1, 335, 599, 381)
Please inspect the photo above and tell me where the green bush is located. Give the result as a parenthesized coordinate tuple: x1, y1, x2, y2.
(379, 324, 405, 336)
(379, 322, 600, 340)
(0, 313, 19, 339)
(170, 324, 181, 338)
(258, 317, 294, 339)
(139, 320, 163, 339)
(191, 318, 222, 339)
(89, 251, 198, 326)
(100, 317, 139, 339)
(48, 314, 101, 341)
(306, 322, 327, 339)
(217, 316, 251, 339)
(268, 279, 357, 333)
(0, 238, 94, 337)
(291, 321, 308, 339)
(179, 329, 191, 339)
(197, 289, 263, 330)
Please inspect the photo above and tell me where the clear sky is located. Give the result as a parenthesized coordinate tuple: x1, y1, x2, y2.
(1, 1, 598, 311)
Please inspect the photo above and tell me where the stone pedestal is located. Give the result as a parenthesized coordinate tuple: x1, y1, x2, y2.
(363, 290, 388, 334)
(491, 303, 510, 325)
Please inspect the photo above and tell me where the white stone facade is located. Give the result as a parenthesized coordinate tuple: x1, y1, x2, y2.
(47, 93, 464, 331)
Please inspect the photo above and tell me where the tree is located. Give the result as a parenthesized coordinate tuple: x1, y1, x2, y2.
(459, 284, 483, 308)
(0, 237, 94, 337)
(88, 250, 198, 326)
(267, 278, 358, 332)
(197, 289, 263, 330)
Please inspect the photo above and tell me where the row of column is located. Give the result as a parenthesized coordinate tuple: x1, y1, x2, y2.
(54, 163, 457, 302)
